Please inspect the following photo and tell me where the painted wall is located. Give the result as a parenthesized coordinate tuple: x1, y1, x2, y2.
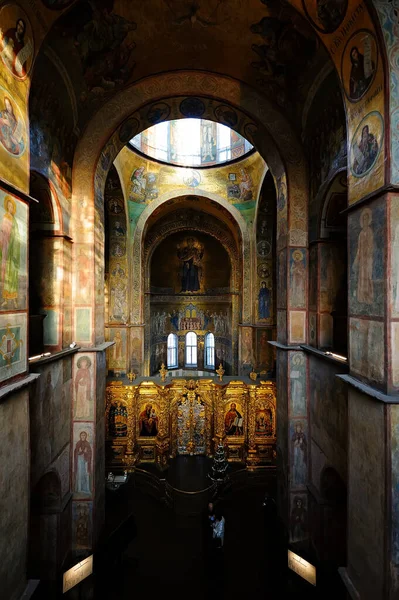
(309, 357, 348, 490)
(347, 389, 385, 598)
(0, 389, 29, 600)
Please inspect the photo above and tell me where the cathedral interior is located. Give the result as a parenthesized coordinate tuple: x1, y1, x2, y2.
(1, 0, 399, 598)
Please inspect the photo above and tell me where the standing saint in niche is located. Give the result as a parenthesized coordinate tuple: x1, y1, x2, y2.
(177, 237, 204, 292)
(74, 431, 92, 495)
(74, 356, 92, 419)
(352, 207, 374, 304)
(258, 281, 270, 319)
(0, 195, 20, 308)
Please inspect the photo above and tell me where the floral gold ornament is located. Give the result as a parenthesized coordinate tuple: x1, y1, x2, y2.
(159, 362, 167, 382)
(216, 363, 225, 381)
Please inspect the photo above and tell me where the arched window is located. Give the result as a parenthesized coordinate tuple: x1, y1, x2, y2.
(167, 333, 178, 369)
(204, 332, 215, 369)
(185, 332, 197, 367)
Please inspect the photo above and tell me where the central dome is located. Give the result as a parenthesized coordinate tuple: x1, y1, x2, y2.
(130, 118, 253, 168)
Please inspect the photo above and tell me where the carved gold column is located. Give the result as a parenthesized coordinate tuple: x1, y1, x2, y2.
(155, 385, 170, 470)
(246, 384, 258, 467)
(125, 384, 137, 468)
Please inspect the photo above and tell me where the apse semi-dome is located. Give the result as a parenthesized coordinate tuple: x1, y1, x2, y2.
(130, 118, 253, 168)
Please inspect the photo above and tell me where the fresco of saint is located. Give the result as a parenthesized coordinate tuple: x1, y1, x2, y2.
(352, 208, 374, 304)
(0, 97, 25, 156)
(258, 281, 270, 319)
(74, 431, 92, 495)
(352, 125, 379, 176)
(0, 18, 33, 78)
(177, 237, 204, 292)
(0, 195, 20, 308)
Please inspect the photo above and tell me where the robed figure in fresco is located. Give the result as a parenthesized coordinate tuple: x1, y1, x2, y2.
(0, 97, 25, 156)
(74, 356, 92, 418)
(0, 195, 20, 308)
(74, 431, 92, 494)
(258, 281, 270, 319)
(349, 46, 375, 101)
(177, 237, 204, 292)
(352, 208, 374, 304)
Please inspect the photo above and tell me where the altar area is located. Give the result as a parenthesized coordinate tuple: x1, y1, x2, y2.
(105, 376, 276, 472)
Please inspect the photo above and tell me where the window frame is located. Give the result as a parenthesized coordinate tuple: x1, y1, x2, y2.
(167, 333, 178, 369)
(185, 331, 198, 368)
(204, 331, 215, 370)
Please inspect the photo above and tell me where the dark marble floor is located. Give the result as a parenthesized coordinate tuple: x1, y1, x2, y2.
(89, 485, 345, 600)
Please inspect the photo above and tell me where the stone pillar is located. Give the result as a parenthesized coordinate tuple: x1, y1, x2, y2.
(71, 345, 111, 556)
(274, 174, 309, 543)
(340, 192, 399, 599)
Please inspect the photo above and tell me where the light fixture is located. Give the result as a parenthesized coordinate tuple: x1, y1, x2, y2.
(70, 342, 77, 348)
(325, 351, 347, 361)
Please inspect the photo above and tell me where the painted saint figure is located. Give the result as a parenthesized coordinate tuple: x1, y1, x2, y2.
(239, 167, 253, 201)
(290, 250, 306, 307)
(352, 125, 379, 176)
(255, 408, 273, 436)
(352, 208, 374, 304)
(0, 18, 33, 78)
(74, 356, 92, 419)
(109, 400, 128, 437)
(0, 195, 20, 308)
(349, 46, 375, 101)
(74, 431, 92, 495)
(177, 237, 204, 292)
(258, 281, 270, 319)
(292, 422, 307, 486)
(0, 97, 25, 156)
(225, 402, 243, 436)
(139, 403, 158, 436)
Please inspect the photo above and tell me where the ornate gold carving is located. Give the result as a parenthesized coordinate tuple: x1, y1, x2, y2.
(159, 362, 167, 382)
(105, 378, 276, 470)
(216, 363, 225, 381)
(127, 371, 136, 382)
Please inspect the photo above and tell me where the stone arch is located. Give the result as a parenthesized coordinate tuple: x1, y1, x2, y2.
(130, 189, 251, 325)
(141, 202, 243, 374)
(71, 72, 307, 345)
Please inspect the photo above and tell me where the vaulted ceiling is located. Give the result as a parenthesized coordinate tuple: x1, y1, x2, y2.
(36, 0, 330, 136)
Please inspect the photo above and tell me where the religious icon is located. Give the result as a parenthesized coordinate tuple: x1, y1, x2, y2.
(258, 281, 271, 319)
(109, 400, 128, 437)
(255, 408, 273, 437)
(224, 402, 243, 436)
(290, 249, 306, 308)
(74, 431, 92, 495)
(239, 168, 253, 201)
(0, 195, 20, 309)
(257, 263, 271, 279)
(201, 121, 216, 163)
(183, 169, 201, 188)
(352, 207, 374, 304)
(74, 356, 92, 419)
(291, 421, 307, 486)
(290, 495, 308, 542)
(342, 30, 377, 102)
(130, 166, 147, 198)
(112, 220, 125, 237)
(257, 240, 271, 258)
(302, 0, 348, 34)
(146, 102, 170, 125)
(177, 237, 204, 292)
(0, 95, 25, 156)
(139, 403, 158, 436)
(112, 330, 123, 363)
(350, 112, 383, 177)
(76, 248, 91, 302)
(0, 8, 33, 79)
